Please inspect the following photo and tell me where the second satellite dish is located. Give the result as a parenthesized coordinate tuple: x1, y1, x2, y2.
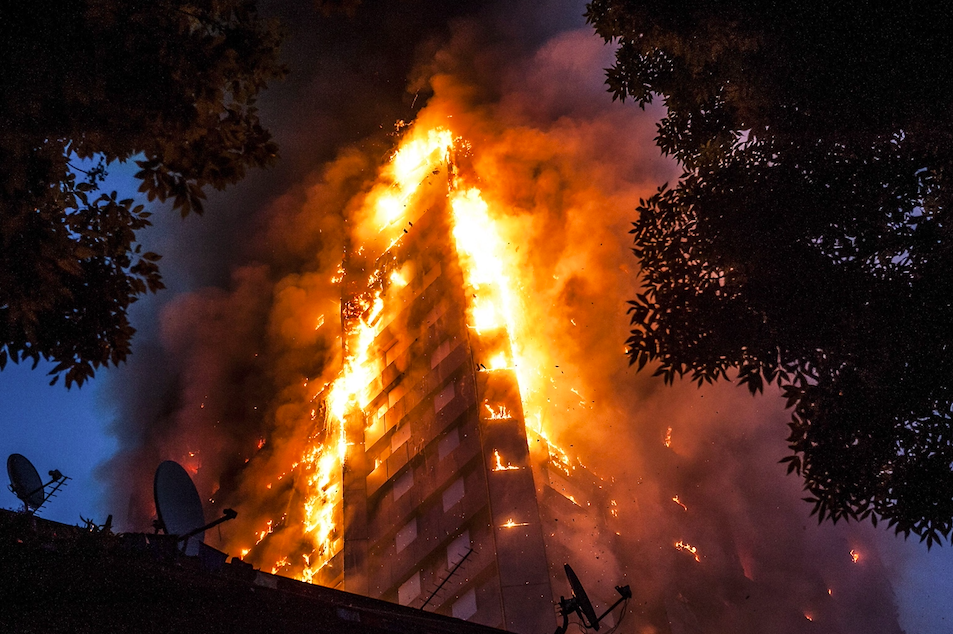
(6, 453, 68, 514)
(154, 460, 206, 545)
(7, 453, 44, 509)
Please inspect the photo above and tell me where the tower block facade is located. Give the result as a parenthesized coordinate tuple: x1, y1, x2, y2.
(340, 166, 555, 634)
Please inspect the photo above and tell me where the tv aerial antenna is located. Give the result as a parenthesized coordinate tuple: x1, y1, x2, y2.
(6, 453, 70, 515)
(554, 563, 632, 634)
(153, 460, 236, 554)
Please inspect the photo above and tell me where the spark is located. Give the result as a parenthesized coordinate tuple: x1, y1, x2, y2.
(850, 549, 860, 564)
(501, 518, 530, 528)
(675, 540, 700, 562)
(672, 495, 687, 511)
(663, 426, 673, 448)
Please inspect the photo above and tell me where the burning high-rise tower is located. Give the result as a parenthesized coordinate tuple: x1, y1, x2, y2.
(338, 155, 555, 633)
(254, 128, 629, 634)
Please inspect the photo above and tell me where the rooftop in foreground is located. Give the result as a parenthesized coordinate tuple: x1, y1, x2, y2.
(0, 508, 508, 634)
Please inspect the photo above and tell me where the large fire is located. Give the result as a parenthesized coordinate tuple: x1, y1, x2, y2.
(235, 124, 583, 582)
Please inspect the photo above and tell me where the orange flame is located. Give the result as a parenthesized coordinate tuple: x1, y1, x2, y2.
(492, 450, 520, 471)
(484, 403, 512, 420)
(242, 123, 583, 585)
(675, 540, 700, 562)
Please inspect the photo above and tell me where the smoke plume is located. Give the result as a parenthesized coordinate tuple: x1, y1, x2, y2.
(101, 2, 904, 632)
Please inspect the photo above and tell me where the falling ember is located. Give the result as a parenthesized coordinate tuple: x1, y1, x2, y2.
(849, 549, 860, 564)
(501, 519, 530, 528)
(675, 540, 700, 562)
(492, 450, 520, 471)
(663, 426, 673, 448)
(828, 588, 833, 596)
(314, 314, 325, 330)
(672, 495, 687, 511)
(804, 614, 813, 622)
(609, 499, 619, 518)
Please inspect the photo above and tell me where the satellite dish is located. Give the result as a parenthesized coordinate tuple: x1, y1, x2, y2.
(554, 564, 632, 634)
(153, 460, 238, 555)
(565, 564, 600, 629)
(154, 460, 206, 544)
(7, 453, 44, 509)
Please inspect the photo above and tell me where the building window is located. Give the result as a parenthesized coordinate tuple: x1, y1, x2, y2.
(391, 424, 411, 452)
(388, 383, 407, 408)
(398, 571, 421, 606)
(434, 381, 455, 413)
(385, 339, 403, 366)
(396, 518, 417, 553)
(442, 477, 465, 512)
(446, 530, 470, 569)
(452, 588, 478, 621)
(394, 469, 414, 500)
(431, 338, 452, 368)
(438, 427, 460, 460)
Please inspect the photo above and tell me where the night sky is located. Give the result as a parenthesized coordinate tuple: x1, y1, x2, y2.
(2, 2, 952, 632)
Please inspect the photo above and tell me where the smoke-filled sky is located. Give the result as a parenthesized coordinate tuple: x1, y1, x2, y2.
(2, 1, 952, 632)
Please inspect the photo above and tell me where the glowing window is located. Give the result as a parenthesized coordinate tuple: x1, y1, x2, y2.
(394, 469, 414, 500)
(452, 588, 478, 621)
(396, 518, 417, 553)
(434, 381, 455, 413)
(438, 428, 460, 460)
(385, 340, 403, 366)
(398, 571, 421, 606)
(442, 477, 465, 512)
(446, 530, 470, 569)
(388, 383, 407, 408)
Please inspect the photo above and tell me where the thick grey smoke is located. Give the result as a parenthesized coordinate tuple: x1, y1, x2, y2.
(100, 2, 905, 632)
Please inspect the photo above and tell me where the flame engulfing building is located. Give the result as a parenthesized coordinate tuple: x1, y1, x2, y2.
(223, 123, 905, 634)
(332, 143, 618, 633)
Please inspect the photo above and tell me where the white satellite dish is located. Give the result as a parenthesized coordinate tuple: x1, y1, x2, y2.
(154, 460, 206, 544)
(153, 460, 237, 554)
(6, 453, 68, 513)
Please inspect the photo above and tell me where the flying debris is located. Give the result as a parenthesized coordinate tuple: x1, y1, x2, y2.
(674, 540, 700, 562)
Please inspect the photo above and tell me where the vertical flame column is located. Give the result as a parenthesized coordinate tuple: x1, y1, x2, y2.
(472, 332, 555, 634)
